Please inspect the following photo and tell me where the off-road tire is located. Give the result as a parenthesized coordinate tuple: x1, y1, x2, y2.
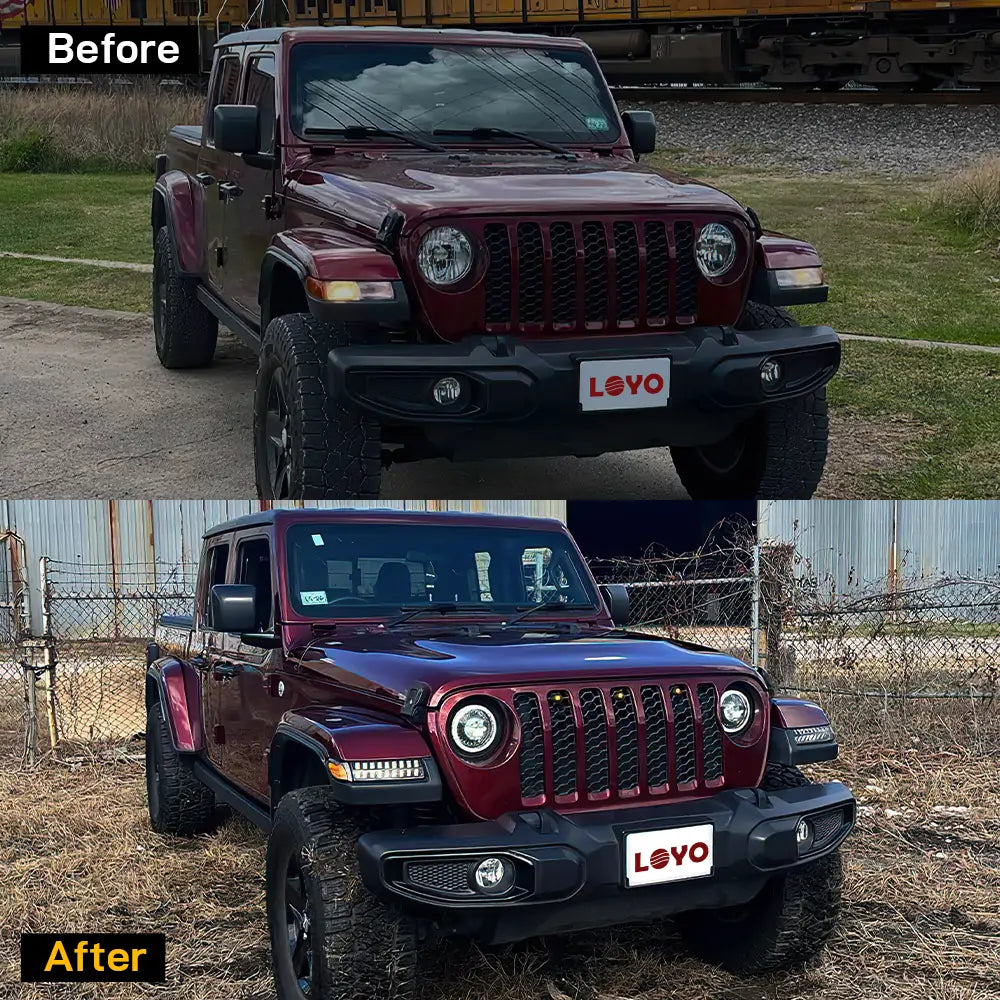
(152, 226, 218, 369)
(145, 700, 218, 836)
(254, 313, 382, 500)
(670, 302, 829, 500)
(266, 787, 419, 1000)
(677, 761, 843, 975)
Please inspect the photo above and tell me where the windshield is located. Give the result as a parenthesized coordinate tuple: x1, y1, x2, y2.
(284, 521, 600, 619)
(288, 42, 621, 146)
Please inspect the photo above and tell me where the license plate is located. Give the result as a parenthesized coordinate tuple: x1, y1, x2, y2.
(579, 358, 671, 412)
(624, 823, 714, 888)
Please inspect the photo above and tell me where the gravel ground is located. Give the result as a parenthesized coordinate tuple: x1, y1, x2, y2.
(631, 100, 1000, 175)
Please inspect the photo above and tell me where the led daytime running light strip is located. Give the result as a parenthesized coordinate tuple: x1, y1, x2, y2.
(328, 758, 427, 782)
(792, 725, 834, 744)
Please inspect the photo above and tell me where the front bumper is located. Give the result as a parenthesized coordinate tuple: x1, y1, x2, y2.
(357, 780, 855, 944)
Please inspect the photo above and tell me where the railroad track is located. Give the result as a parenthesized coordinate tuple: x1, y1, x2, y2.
(610, 86, 1000, 105)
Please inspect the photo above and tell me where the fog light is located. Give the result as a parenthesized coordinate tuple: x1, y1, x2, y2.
(796, 818, 813, 851)
(432, 376, 463, 406)
(760, 359, 783, 388)
(474, 857, 511, 892)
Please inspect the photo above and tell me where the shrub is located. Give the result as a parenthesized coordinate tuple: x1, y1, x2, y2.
(927, 157, 1000, 243)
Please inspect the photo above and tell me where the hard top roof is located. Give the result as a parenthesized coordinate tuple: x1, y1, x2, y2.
(204, 507, 565, 539)
(216, 25, 585, 48)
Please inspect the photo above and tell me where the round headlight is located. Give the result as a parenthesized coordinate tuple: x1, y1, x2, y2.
(417, 226, 474, 286)
(696, 223, 737, 279)
(719, 688, 753, 734)
(449, 702, 500, 756)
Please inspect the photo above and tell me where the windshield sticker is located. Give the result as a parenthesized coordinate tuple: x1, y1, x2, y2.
(585, 116, 607, 131)
(311, 534, 325, 546)
(300, 590, 328, 605)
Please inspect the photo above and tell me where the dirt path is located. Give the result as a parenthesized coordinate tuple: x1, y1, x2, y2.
(0, 297, 861, 499)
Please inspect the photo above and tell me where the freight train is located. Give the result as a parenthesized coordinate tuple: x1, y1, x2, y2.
(2, 0, 999, 87)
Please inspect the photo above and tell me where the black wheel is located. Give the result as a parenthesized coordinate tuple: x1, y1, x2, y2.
(152, 226, 218, 369)
(670, 302, 829, 499)
(677, 761, 843, 975)
(254, 313, 382, 500)
(266, 788, 419, 1000)
(145, 700, 218, 836)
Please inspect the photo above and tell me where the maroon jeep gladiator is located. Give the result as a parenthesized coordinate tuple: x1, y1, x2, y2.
(151, 26, 838, 501)
(145, 507, 854, 1000)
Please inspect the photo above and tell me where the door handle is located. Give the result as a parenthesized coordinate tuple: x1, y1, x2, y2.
(195, 172, 215, 186)
(218, 181, 243, 202)
(213, 662, 239, 680)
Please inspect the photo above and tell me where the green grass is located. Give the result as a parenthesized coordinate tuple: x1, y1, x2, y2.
(0, 173, 152, 263)
(0, 258, 150, 313)
(829, 340, 1000, 497)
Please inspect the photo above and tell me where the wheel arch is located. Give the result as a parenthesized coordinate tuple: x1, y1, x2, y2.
(260, 248, 310, 331)
(145, 656, 204, 753)
(151, 171, 204, 275)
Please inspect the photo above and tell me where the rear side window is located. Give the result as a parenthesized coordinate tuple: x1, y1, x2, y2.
(243, 54, 276, 154)
(202, 543, 229, 628)
(234, 537, 273, 632)
(207, 54, 242, 143)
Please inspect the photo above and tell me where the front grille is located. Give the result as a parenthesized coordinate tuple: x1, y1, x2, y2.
(511, 681, 726, 804)
(480, 217, 701, 332)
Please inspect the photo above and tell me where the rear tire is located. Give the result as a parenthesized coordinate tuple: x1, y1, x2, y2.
(254, 313, 382, 500)
(677, 761, 843, 974)
(266, 788, 419, 1000)
(670, 302, 829, 499)
(152, 226, 218, 369)
(145, 700, 218, 836)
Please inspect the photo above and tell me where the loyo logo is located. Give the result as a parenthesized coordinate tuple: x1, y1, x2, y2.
(588, 371, 667, 400)
(633, 840, 711, 873)
(579, 357, 672, 412)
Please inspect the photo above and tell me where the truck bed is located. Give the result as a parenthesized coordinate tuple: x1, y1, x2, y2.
(165, 125, 203, 176)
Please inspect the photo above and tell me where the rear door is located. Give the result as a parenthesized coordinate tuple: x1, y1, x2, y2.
(197, 537, 233, 772)
(197, 51, 242, 294)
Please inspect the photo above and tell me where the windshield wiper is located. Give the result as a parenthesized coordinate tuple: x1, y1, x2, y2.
(504, 601, 595, 627)
(385, 603, 488, 628)
(432, 126, 577, 158)
(303, 125, 447, 153)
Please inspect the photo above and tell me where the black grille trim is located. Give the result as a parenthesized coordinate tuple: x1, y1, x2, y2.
(516, 222, 544, 324)
(641, 685, 669, 788)
(674, 221, 698, 318)
(483, 223, 511, 324)
(582, 222, 609, 324)
(548, 691, 578, 796)
(513, 692, 544, 799)
(550, 221, 577, 325)
(580, 688, 610, 794)
(697, 683, 724, 781)
(612, 688, 640, 790)
(643, 221, 670, 320)
(406, 860, 474, 896)
(613, 221, 640, 323)
(671, 686, 697, 785)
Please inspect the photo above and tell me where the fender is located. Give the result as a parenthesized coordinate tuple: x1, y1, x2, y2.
(146, 656, 203, 753)
(261, 231, 410, 327)
(749, 233, 829, 307)
(270, 706, 441, 807)
(767, 697, 839, 766)
(151, 170, 204, 275)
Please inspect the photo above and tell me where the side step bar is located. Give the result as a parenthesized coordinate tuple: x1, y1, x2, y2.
(191, 759, 271, 830)
(196, 286, 262, 354)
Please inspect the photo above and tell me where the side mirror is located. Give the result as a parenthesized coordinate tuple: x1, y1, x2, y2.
(157, 612, 194, 630)
(621, 110, 656, 156)
(599, 584, 630, 627)
(211, 584, 258, 634)
(214, 104, 259, 154)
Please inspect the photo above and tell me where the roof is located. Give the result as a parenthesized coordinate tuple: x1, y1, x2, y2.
(216, 25, 585, 49)
(204, 507, 564, 539)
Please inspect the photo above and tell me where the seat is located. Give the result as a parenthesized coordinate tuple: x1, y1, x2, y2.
(374, 562, 413, 604)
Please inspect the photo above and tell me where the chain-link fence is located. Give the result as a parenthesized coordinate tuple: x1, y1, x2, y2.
(40, 559, 197, 749)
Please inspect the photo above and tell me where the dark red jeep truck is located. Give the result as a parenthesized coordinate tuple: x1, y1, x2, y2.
(145, 507, 854, 1000)
(151, 26, 838, 501)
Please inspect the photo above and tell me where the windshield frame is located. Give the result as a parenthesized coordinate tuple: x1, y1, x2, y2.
(277, 518, 604, 624)
(283, 36, 625, 151)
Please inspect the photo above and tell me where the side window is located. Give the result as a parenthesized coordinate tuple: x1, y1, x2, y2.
(235, 537, 273, 632)
(202, 543, 230, 628)
(207, 55, 242, 144)
(243, 54, 276, 154)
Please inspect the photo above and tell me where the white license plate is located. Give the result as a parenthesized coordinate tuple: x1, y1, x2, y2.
(579, 358, 671, 412)
(624, 823, 714, 888)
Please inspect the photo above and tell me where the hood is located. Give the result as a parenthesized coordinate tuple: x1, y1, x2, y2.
(286, 151, 746, 231)
(292, 624, 756, 708)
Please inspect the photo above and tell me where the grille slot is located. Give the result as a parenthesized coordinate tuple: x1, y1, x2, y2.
(580, 688, 610, 794)
(548, 691, 578, 796)
(513, 692, 544, 799)
(550, 222, 577, 325)
(643, 221, 670, 320)
(697, 683, 724, 781)
(582, 222, 609, 324)
(641, 685, 669, 788)
(612, 688, 640, 790)
(671, 686, 698, 785)
(613, 221, 640, 323)
(516, 222, 544, 324)
(483, 223, 511, 323)
(674, 221, 698, 317)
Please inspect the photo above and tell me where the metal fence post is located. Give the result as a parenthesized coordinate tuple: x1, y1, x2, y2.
(750, 541, 761, 668)
(22, 661, 37, 766)
(39, 556, 59, 752)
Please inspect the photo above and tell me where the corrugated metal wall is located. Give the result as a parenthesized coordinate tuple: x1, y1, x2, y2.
(757, 500, 1000, 591)
(0, 500, 567, 632)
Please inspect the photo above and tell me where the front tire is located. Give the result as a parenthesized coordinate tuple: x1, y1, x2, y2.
(670, 302, 829, 499)
(266, 788, 419, 1000)
(677, 762, 843, 974)
(152, 226, 218, 369)
(254, 314, 382, 500)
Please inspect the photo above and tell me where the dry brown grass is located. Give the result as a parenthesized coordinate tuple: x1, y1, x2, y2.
(0, 81, 204, 172)
(928, 156, 1000, 242)
(2, 709, 998, 1000)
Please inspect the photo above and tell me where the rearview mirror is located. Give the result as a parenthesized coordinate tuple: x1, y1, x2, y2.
(621, 110, 656, 157)
(599, 584, 630, 627)
(214, 104, 259, 155)
(211, 584, 258, 634)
